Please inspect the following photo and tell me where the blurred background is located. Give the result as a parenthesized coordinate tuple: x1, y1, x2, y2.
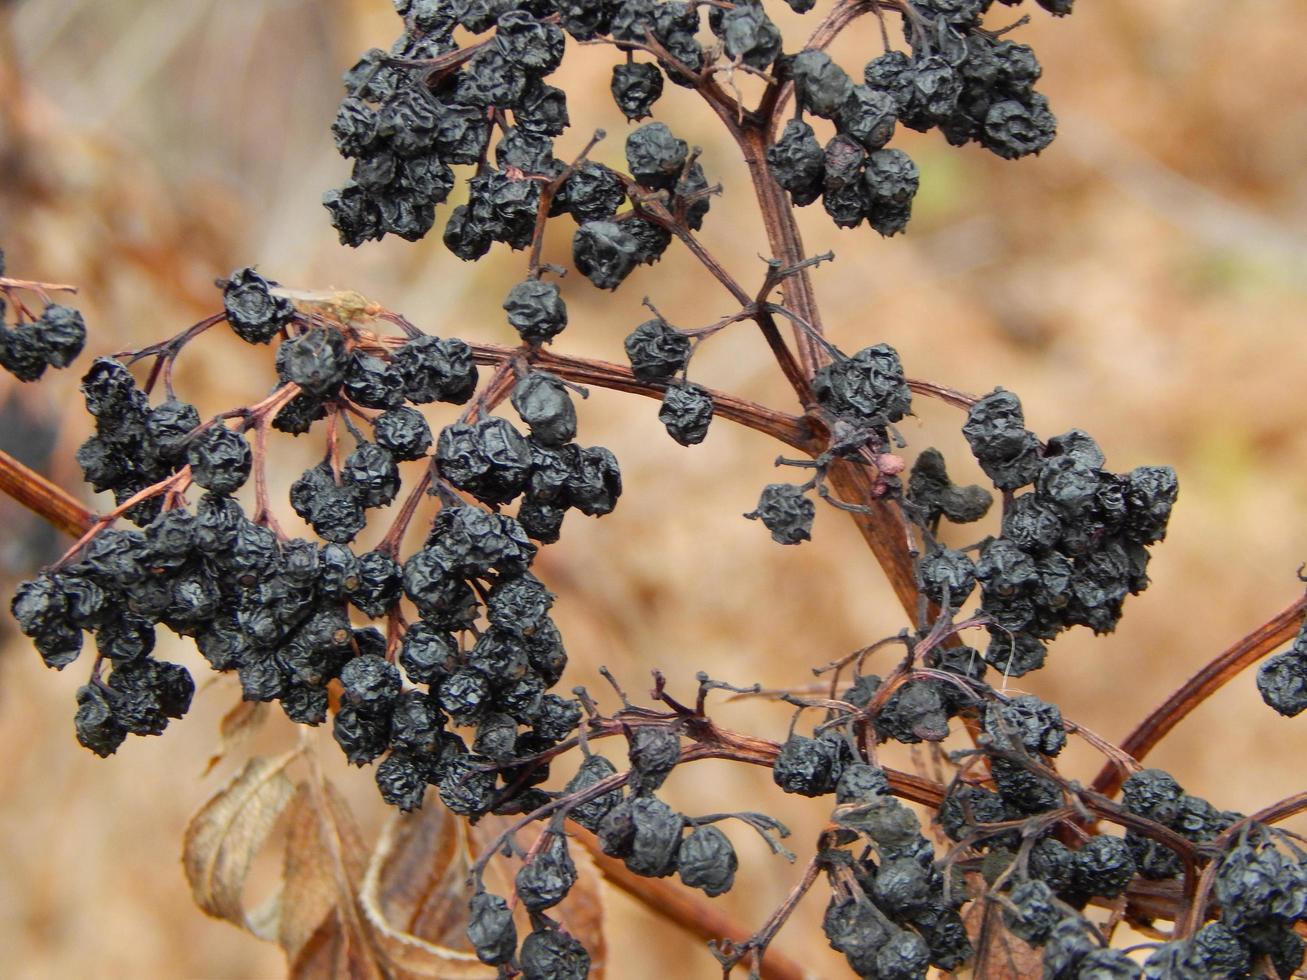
(1, 0, 1305, 976)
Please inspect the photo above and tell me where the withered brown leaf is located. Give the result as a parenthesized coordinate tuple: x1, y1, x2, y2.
(283, 778, 384, 980)
(203, 700, 269, 777)
(182, 751, 298, 937)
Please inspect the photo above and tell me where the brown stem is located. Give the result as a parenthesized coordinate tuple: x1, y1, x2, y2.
(1090, 594, 1307, 798)
(460, 340, 817, 450)
(0, 449, 95, 537)
(571, 829, 807, 980)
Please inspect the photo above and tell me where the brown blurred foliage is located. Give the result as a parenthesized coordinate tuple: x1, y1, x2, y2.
(1, 0, 1305, 976)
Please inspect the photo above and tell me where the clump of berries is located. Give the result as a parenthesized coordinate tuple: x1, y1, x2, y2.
(11, 268, 625, 825)
(0, 249, 87, 382)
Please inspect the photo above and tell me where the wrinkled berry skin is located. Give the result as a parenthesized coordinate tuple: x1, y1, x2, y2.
(746, 484, 814, 545)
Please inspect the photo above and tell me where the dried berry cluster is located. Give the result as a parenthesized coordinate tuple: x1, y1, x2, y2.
(0, 249, 87, 383)
(911, 389, 1179, 679)
(11, 268, 625, 824)
(326, 0, 1064, 256)
(5, 0, 1307, 976)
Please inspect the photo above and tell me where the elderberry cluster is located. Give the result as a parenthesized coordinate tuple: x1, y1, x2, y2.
(905, 389, 1177, 680)
(466, 718, 789, 977)
(0, 249, 87, 383)
(770, 0, 1062, 235)
(9, 269, 627, 822)
(326, 0, 1072, 258)
(747, 340, 914, 544)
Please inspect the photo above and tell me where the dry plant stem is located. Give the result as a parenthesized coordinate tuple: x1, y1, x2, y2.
(1090, 593, 1307, 798)
(460, 340, 817, 450)
(0, 448, 95, 537)
(569, 829, 807, 980)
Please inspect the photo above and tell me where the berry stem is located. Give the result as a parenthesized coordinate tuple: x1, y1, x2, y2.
(1089, 593, 1307, 799)
(0, 448, 95, 538)
(569, 828, 807, 980)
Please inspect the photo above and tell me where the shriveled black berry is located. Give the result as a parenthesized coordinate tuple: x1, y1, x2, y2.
(224, 268, 294, 344)
(436, 754, 497, 816)
(35, 304, 87, 368)
(395, 335, 478, 404)
(486, 573, 554, 636)
(984, 630, 1047, 677)
(520, 926, 590, 980)
(677, 825, 737, 896)
(340, 654, 401, 711)
(658, 381, 713, 446)
(599, 795, 683, 877)
(187, 425, 252, 495)
(467, 892, 516, 966)
(624, 318, 690, 381)
(438, 668, 493, 725)
(275, 326, 348, 397)
(374, 406, 432, 460)
(375, 750, 431, 810)
(349, 550, 402, 617)
(572, 220, 638, 291)
(986, 694, 1066, 757)
(399, 620, 459, 684)
(838, 84, 897, 151)
(627, 725, 680, 796)
(515, 79, 570, 136)
(719, 1, 780, 69)
(772, 733, 841, 797)
(837, 762, 892, 804)
(792, 50, 853, 118)
(562, 444, 621, 516)
(1121, 768, 1184, 825)
(1003, 879, 1061, 943)
(767, 118, 825, 205)
(276, 682, 326, 725)
(530, 693, 582, 743)
(824, 896, 892, 976)
(813, 343, 911, 425)
(503, 279, 568, 345)
(272, 393, 326, 435)
(1070, 834, 1136, 900)
(1257, 649, 1307, 718)
(611, 61, 663, 120)
(343, 351, 406, 409)
(436, 417, 532, 505)
(515, 833, 578, 911)
(512, 372, 576, 446)
(919, 547, 976, 610)
(1124, 465, 1178, 545)
(745, 483, 814, 545)
(290, 462, 366, 543)
(564, 753, 622, 831)
(980, 94, 1057, 160)
(473, 711, 519, 762)
(625, 122, 688, 189)
(876, 678, 951, 743)
(74, 683, 127, 757)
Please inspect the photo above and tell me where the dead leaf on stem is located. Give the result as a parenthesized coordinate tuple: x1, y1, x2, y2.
(203, 700, 269, 777)
(283, 778, 384, 980)
(181, 751, 298, 939)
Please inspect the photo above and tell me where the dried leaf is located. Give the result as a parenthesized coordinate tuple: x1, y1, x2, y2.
(285, 777, 384, 980)
(961, 899, 1042, 980)
(360, 804, 494, 979)
(182, 751, 297, 938)
(204, 700, 269, 776)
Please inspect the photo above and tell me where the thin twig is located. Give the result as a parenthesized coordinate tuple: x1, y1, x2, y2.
(1090, 593, 1307, 798)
